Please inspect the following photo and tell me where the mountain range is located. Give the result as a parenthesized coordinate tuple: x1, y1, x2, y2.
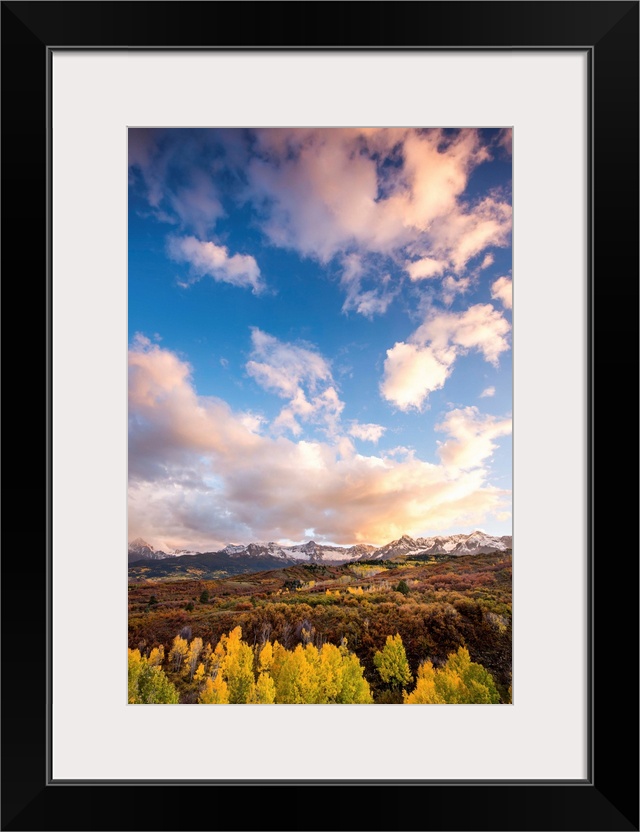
(128, 530, 512, 567)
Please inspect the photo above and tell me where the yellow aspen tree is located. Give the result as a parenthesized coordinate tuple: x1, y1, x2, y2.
(193, 663, 205, 685)
(201, 642, 213, 672)
(128, 648, 179, 704)
(337, 647, 373, 703)
(168, 635, 189, 672)
(373, 634, 412, 690)
(184, 637, 204, 680)
(251, 672, 276, 704)
(258, 641, 273, 674)
(437, 647, 500, 703)
(198, 673, 229, 704)
(317, 643, 344, 702)
(219, 627, 256, 703)
(148, 645, 165, 667)
(403, 661, 444, 704)
(269, 640, 288, 685)
(272, 648, 305, 703)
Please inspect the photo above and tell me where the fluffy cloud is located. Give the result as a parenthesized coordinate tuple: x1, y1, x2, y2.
(381, 303, 511, 410)
(380, 342, 453, 411)
(130, 128, 511, 316)
(128, 340, 510, 549)
(405, 257, 448, 281)
(441, 275, 471, 305)
(480, 386, 496, 398)
(436, 406, 511, 470)
(498, 128, 513, 156)
(348, 422, 386, 443)
(491, 275, 512, 309)
(245, 128, 510, 311)
(340, 254, 396, 318)
(246, 329, 343, 436)
(167, 236, 263, 293)
(129, 128, 227, 235)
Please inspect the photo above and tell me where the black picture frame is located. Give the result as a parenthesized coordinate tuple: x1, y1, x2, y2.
(2, 2, 638, 830)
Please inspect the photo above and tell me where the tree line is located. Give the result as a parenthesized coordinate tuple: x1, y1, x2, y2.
(128, 626, 503, 704)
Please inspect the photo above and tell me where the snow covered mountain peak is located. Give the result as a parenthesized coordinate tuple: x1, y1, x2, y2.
(129, 531, 511, 566)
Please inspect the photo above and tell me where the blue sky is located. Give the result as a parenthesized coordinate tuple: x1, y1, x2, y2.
(128, 128, 512, 550)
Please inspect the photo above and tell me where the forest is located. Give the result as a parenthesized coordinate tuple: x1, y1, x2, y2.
(128, 551, 512, 704)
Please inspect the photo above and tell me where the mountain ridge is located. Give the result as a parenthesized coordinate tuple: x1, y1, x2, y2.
(128, 530, 511, 565)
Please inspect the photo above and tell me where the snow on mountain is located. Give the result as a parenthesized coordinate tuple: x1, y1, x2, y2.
(364, 531, 511, 561)
(129, 531, 511, 566)
(449, 530, 513, 556)
(127, 538, 198, 562)
(128, 538, 163, 562)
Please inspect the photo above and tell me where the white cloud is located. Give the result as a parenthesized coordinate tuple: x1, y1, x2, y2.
(131, 128, 511, 316)
(348, 422, 386, 443)
(167, 237, 264, 294)
(167, 236, 263, 293)
(244, 128, 511, 312)
(436, 406, 511, 470)
(381, 303, 511, 410)
(405, 257, 448, 281)
(441, 275, 471, 305)
(339, 254, 396, 318)
(129, 129, 227, 236)
(498, 128, 513, 156)
(491, 275, 512, 309)
(246, 329, 344, 436)
(380, 342, 454, 411)
(480, 252, 495, 270)
(128, 340, 511, 548)
(480, 386, 496, 398)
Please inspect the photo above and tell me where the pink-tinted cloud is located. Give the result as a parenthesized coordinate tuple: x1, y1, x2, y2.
(128, 340, 510, 549)
(129, 128, 227, 235)
(131, 128, 511, 316)
(246, 329, 343, 436)
(381, 303, 511, 410)
(244, 128, 511, 311)
(167, 235, 263, 293)
(491, 275, 512, 310)
(436, 406, 511, 470)
(348, 422, 386, 443)
(340, 254, 396, 318)
(405, 257, 448, 281)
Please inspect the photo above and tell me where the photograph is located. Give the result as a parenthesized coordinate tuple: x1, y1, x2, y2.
(127, 127, 513, 705)
(2, 0, 636, 826)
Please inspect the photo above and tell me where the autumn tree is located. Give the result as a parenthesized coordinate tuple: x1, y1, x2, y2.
(402, 660, 443, 704)
(211, 626, 256, 703)
(374, 634, 412, 690)
(199, 674, 229, 704)
(251, 672, 277, 704)
(128, 649, 179, 704)
(184, 637, 204, 680)
(404, 646, 500, 704)
(148, 645, 165, 667)
(168, 635, 189, 672)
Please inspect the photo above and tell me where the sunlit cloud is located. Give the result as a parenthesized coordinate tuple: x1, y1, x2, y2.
(436, 406, 511, 471)
(246, 329, 344, 436)
(128, 340, 510, 548)
(131, 128, 511, 316)
(381, 303, 511, 410)
(348, 422, 386, 443)
(168, 236, 263, 293)
(491, 275, 512, 310)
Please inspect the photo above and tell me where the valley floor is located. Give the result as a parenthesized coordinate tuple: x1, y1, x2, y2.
(128, 552, 512, 703)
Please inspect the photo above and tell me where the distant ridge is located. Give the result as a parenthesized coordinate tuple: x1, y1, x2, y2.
(128, 530, 511, 565)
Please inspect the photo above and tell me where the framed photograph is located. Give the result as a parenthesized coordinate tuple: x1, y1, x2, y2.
(2, 2, 637, 830)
